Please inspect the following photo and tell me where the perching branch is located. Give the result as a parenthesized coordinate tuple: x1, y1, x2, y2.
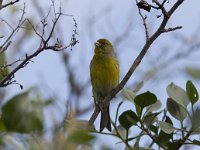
(88, 0, 184, 128)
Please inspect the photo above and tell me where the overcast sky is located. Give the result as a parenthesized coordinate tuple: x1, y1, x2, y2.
(1, 0, 200, 149)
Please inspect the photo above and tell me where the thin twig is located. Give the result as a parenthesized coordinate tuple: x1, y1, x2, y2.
(162, 26, 182, 33)
(0, 3, 26, 54)
(0, 0, 19, 10)
(136, 0, 149, 41)
(0, 2, 78, 87)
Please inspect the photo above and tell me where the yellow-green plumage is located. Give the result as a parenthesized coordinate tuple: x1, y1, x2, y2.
(90, 39, 119, 132)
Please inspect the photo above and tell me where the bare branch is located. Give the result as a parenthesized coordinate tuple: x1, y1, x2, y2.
(0, 2, 78, 88)
(25, 19, 46, 46)
(153, 0, 168, 17)
(0, 3, 26, 54)
(162, 26, 182, 33)
(0, 0, 19, 10)
(136, 0, 149, 41)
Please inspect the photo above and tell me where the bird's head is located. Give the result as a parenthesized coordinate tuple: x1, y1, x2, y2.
(94, 39, 114, 55)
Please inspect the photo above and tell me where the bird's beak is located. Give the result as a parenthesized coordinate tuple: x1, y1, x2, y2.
(95, 41, 100, 47)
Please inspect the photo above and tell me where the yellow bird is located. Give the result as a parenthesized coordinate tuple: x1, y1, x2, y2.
(90, 39, 119, 132)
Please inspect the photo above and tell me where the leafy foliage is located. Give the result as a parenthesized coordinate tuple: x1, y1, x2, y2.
(157, 116, 173, 147)
(120, 88, 136, 102)
(186, 80, 199, 105)
(1, 89, 44, 133)
(113, 80, 200, 149)
(134, 91, 157, 109)
(119, 110, 139, 130)
(167, 82, 189, 108)
(167, 98, 187, 121)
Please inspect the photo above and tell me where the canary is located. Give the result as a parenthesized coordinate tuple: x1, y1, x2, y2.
(90, 39, 119, 132)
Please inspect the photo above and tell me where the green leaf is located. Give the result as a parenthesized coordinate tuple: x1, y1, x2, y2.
(1, 90, 44, 133)
(146, 100, 161, 114)
(167, 83, 189, 108)
(120, 89, 142, 116)
(136, 104, 142, 116)
(168, 140, 182, 150)
(186, 80, 199, 105)
(191, 108, 200, 133)
(143, 111, 162, 126)
(149, 125, 158, 134)
(120, 88, 136, 102)
(186, 67, 200, 79)
(119, 110, 139, 130)
(69, 130, 95, 144)
(0, 52, 9, 81)
(167, 98, 187, 121)
(157, 121, 175, 134)
(134, 91, 157, 109)
(193, 140, 200, 146)
(157, 116, 173, 147)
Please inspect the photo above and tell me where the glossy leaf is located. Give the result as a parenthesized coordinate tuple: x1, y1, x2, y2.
(119, 110, 139, 130)
(168, 140, 182, 150)
(191, 108, 200, 133)
(143, 112, 161, 126)
(1, 90, 44, 133)
(146, 100, 161, 114)
(167, 83, 189, 108)
(149, 125, 158, 134)
(157, 121, 175, 134)
(120, 88, 136, 102)
(157, 116, 173, 147)
(193, 140, 200, 146)
(134, 91, 157, 109)
(186, 80, 199, 105)
(167, 98, 187, 121)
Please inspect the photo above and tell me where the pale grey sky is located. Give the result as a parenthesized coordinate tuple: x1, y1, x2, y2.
(1, 0, 200, 149)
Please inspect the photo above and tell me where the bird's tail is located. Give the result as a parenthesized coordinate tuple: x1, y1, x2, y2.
(100, 105, 111, 132)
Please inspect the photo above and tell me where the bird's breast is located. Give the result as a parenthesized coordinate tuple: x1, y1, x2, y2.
(90, 54, 119, 97)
